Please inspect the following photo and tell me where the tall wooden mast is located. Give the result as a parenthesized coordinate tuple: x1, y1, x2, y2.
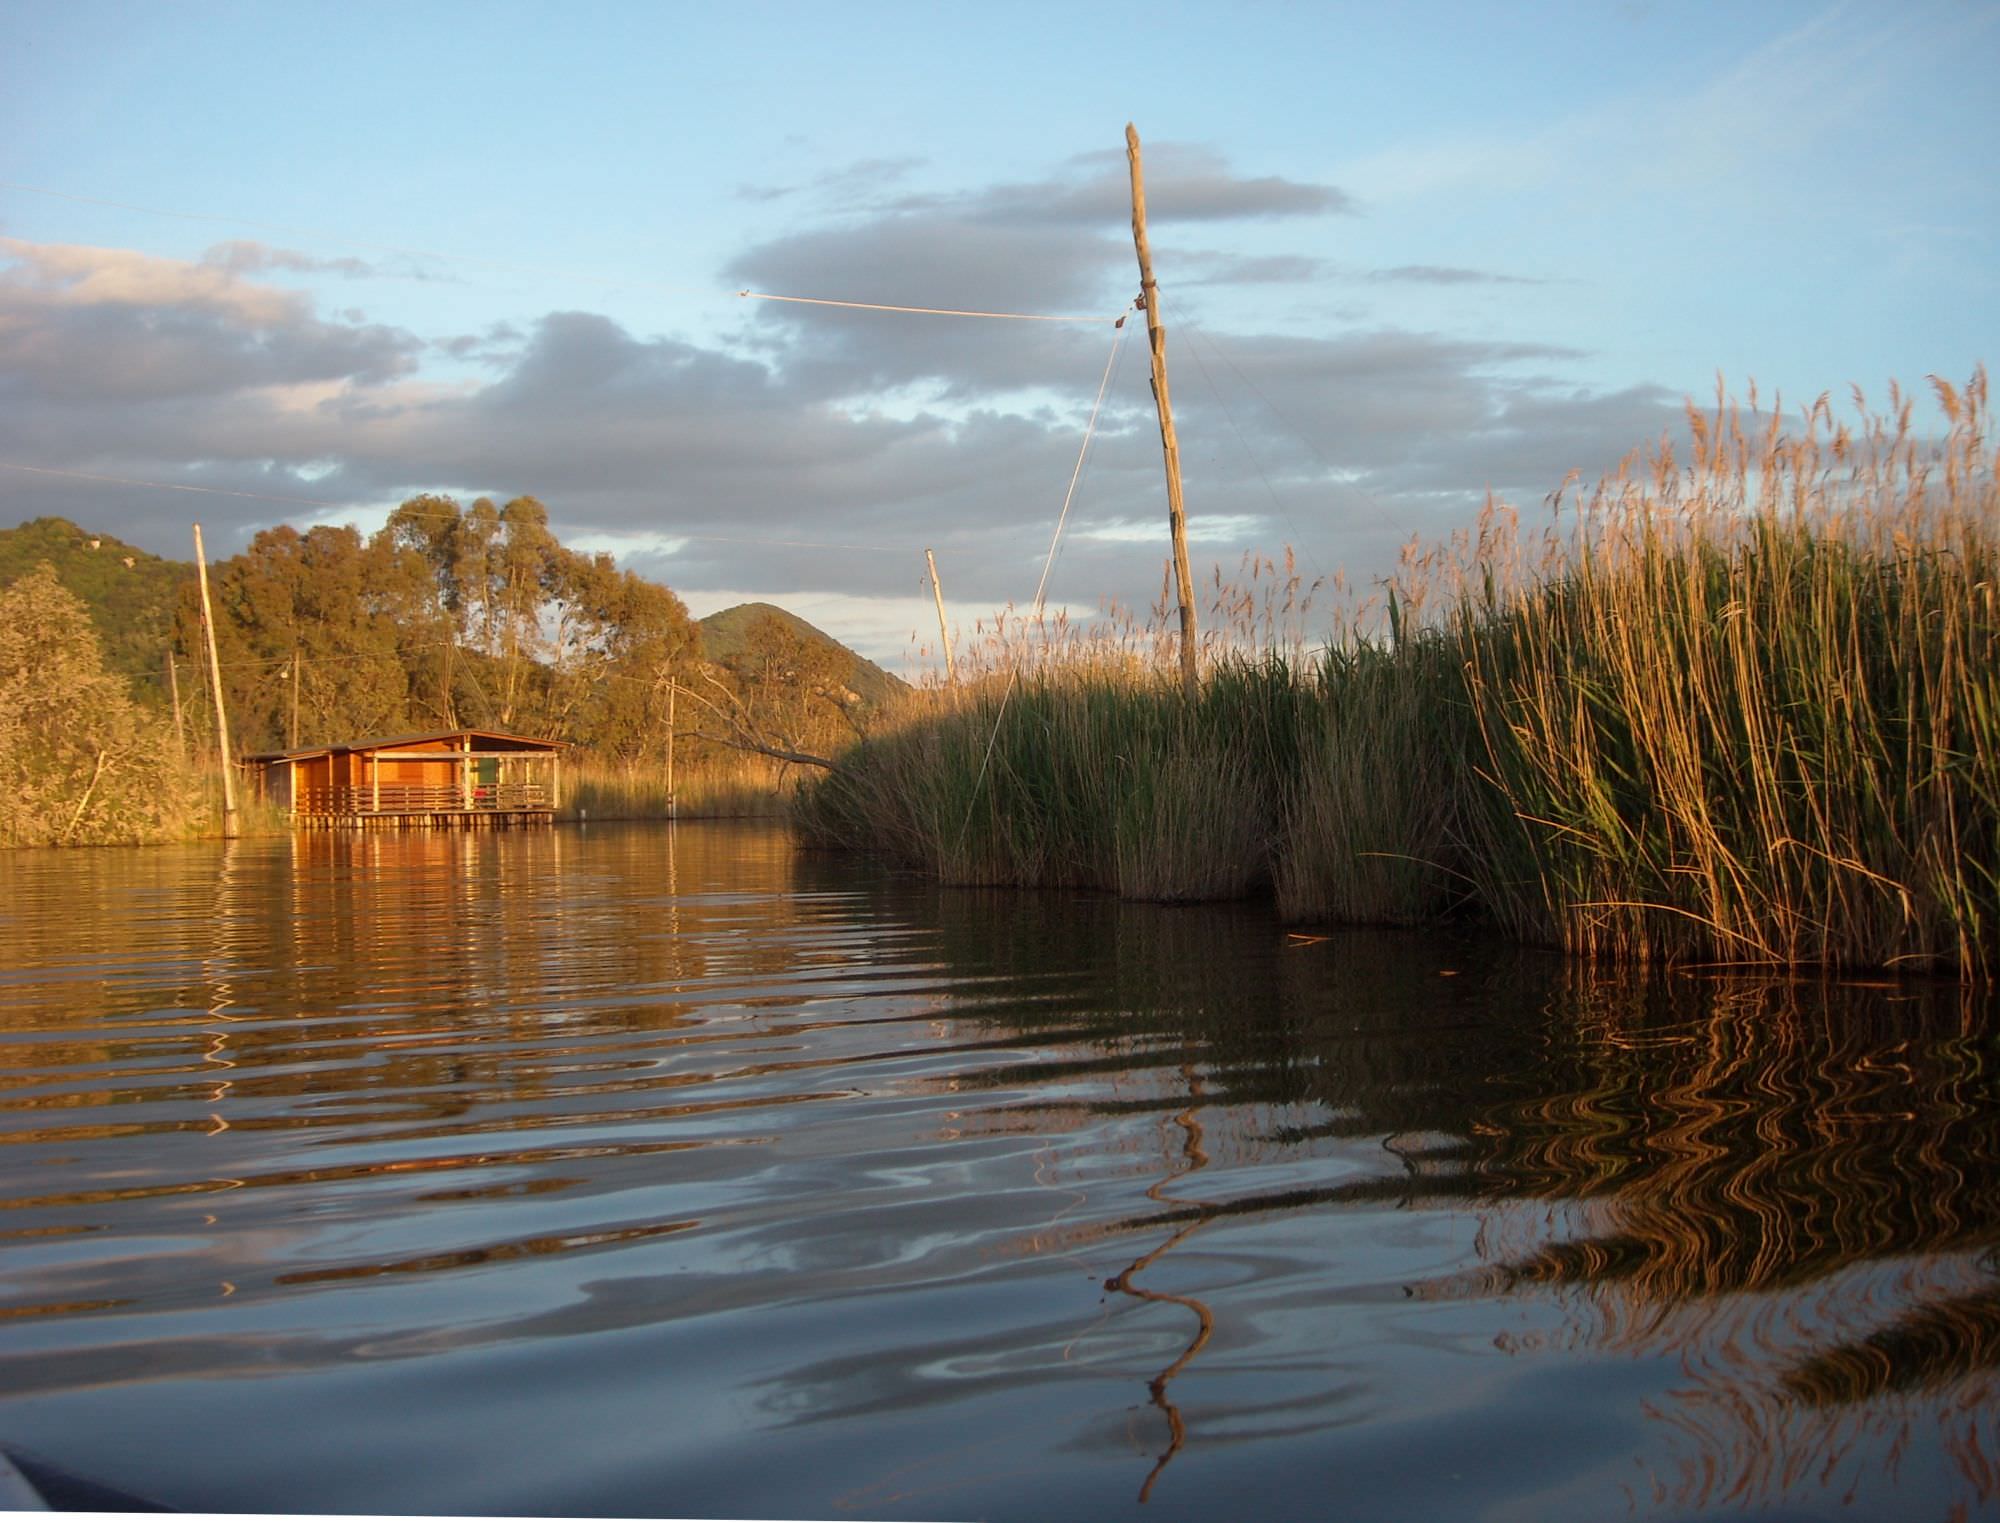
(1126, 123, 1200, 702)
(192, 522, 238, 838)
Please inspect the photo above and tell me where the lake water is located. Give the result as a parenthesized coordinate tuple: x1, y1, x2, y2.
(0, 822, 1993, 1520)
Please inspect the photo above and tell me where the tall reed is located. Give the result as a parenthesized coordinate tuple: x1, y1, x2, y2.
(1452, 375, 1996, 973)
(559, 754, 796, 822)
(797, 374, 1997, 978)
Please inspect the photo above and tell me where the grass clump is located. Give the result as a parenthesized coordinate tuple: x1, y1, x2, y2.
(795, 657, 1305, 899)
(1274, 633, 1476, 925)
(797, 374, 1997, 979)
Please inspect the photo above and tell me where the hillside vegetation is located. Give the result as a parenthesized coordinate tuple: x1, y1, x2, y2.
(0, 565, 204, 846)
(0, 518, 192, 698)
(1, 496, 900, 837)
(699, 602, 909, 711)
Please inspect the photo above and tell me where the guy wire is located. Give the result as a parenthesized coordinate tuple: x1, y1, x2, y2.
(951, 305, 1133, 860)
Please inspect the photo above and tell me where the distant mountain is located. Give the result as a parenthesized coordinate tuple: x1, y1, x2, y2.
(0, 517, 193, 700)
(697, 602, 909, 710)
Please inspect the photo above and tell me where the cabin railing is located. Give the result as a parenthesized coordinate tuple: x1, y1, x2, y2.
(295, 782, 552, 814)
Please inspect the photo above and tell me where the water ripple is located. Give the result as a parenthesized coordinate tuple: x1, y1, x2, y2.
(0, 823, 1993, 1520)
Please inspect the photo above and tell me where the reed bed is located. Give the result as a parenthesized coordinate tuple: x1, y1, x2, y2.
(798, 375, 1997, 979)
(558, 755, 795, 822)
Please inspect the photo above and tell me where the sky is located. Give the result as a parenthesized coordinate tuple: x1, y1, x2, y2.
(2, 0, 1995, 668)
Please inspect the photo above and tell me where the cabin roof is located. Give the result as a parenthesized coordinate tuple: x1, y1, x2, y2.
(244, 727, 566, 763)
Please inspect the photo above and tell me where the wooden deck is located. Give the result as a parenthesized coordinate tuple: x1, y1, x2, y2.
(291, 782, 556, 831)
(249, 729, 566, 832)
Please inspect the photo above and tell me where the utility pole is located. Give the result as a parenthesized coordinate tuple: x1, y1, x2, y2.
(925, 548, 958, 688)
(289, 646, 301, 750)
(1126, 122, 1200, 703)
(192, 523, 239, 838)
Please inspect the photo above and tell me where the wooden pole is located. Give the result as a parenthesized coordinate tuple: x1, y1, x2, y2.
(166, 649, 186, 759)
(925, 548, 958, 688)
(665, 679, 678, 819)
(192, 523, 239, 838)
(289, 646, 301, 750)
(1125, 123, 1200, 703)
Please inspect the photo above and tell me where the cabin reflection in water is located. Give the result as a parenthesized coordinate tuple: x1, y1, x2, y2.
(246, 728, 563, 830)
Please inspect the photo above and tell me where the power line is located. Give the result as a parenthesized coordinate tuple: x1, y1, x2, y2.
(5, 189, 1145, 599)
(738, 290, 1123, 325)
(3, 179, 1126, 323)
(1032, 307, 1134, 612)
(952, 313, 1132, 857)
(0, 179, 727, 304)
(378, 505, 909, 553)
(0, 463, 907, 553)
(0, 460, 340, 509)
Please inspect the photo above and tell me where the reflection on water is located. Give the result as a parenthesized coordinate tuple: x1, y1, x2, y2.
(0, 823, 1992, 1519)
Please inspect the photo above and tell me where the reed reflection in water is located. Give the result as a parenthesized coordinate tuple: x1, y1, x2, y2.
(0, 822, 1992, 1520)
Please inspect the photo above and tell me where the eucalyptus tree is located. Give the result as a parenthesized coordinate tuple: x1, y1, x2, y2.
(175, 524, 418, 753)
(490, 496, 562, 728)
(382, 493, 481, 727)
(171, 492, 721, 764)
(572, 568, 705, 770)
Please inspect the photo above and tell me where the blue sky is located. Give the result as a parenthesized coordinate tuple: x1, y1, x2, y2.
(2, 0, 1994, 663)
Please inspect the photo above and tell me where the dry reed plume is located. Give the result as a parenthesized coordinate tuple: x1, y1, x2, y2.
(559, 754, 797, 822)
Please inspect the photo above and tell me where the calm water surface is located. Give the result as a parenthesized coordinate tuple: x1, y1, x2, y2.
(0, 822, 1994, 1520)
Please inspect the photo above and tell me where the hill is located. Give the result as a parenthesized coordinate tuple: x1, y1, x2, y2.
(698, 602, 909, 710)
(0, 518, 193, 700)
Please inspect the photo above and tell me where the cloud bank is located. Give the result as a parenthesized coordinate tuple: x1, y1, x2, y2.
(0, 147, 1685, 660)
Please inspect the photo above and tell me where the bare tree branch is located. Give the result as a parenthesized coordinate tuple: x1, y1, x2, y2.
(683, 670, 838, 769)
(687, 729, 837, 770)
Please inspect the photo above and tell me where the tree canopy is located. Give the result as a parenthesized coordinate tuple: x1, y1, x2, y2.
(170, 495, 708, 759)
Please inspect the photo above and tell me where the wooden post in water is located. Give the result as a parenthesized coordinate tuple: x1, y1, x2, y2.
(1125, 123, 1200, 703)
(192, 523, 239, 838)
(925, 548, 957, 688)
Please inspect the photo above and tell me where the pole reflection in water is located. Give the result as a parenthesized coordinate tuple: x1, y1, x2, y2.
(0, 822, 1992, 1521)
(1102, 1066, 1215, 1503)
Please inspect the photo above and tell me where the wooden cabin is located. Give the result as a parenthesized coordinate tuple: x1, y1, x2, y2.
(247, 728, 564, 830)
